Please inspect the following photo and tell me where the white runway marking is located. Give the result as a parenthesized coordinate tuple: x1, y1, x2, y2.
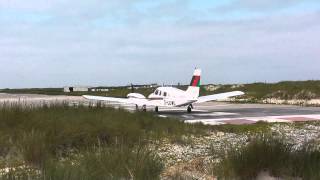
(159, 108, 208, 112)
(185, 114, 320, 125)
(184, 119, 225, 125)
(158, 108, 185, 111)
(195, 104, 232, 108)
(182, 115, 193, 119)
(192, 112, 238, 116)
(259, 114, 320, 119)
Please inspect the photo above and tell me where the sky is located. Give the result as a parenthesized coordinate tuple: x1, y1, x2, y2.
(0, 0, 320, 88)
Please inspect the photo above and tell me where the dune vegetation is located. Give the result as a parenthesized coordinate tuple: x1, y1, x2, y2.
(0, 103, 206, 179)
(1, 103, 320, 179)
(203, 80, 320, 100)
(215, 135, 320, 180)
(1, 80, 320, 101)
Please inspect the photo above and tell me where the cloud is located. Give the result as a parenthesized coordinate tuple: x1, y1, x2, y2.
(212, 0, 318, 14)
(0, 0, 58, 11)
(0, 0, 320, 88)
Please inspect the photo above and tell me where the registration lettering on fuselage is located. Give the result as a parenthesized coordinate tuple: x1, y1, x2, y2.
(164, 100, 175, 106)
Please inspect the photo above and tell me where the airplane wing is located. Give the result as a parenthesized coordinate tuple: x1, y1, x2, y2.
(196, 91, 244, 103)
(83, 95, 129, 103)
(82, 95, 159, 107)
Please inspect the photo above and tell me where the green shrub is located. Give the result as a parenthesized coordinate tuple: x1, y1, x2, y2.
(42, 144, 163, 180)
(216, 135, 320, 180)
(210, 121, 270, 134)
(18, 130, 49, 167)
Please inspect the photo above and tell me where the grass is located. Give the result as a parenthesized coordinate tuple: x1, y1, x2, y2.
(215, 135, 320, 180)
(40, 144, 164, 180)
(1, 103, 320, 179)
(2, 100, 320, 179)
(0, 88, 63, 95)
(203, 80, 320, 100)
(2, 80, 320, 101)
(209, 121, 271, 134)
(0, 103, 207, 179)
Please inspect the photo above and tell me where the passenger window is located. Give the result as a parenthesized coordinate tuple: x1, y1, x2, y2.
(159, 91, 162, 96)
(164, 92, 167, 96)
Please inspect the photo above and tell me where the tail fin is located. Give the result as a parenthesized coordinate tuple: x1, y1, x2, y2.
(189, 68, 201, 87)
(186, 68, 201, 98)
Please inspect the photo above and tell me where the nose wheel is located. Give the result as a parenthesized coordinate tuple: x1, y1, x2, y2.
(155, 106, 159, 113)
(187, 104, 193, 113)
(142, 105, 147, 112)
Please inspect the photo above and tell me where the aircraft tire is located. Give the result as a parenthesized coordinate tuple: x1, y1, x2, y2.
(187, 106, 192, 113)
(155, 106, 159, 113)
(142, 105, 147, 112)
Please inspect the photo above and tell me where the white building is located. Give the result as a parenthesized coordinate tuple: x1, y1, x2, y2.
(91, 88, 109, 92)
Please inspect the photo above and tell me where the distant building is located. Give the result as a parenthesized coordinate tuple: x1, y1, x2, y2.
(63, 84, 158, 93)
(148, 84, 158, 88)
(90, 88, 109, 92)
(63, 86, 89, 92)
(205, 84, 221, 92)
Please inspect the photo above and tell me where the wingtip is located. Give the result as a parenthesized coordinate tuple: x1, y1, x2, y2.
(232, 91, 245, 96)
(82, 95, 90, 99)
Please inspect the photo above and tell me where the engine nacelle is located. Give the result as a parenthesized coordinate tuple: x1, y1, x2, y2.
(127, 93, 146, 99)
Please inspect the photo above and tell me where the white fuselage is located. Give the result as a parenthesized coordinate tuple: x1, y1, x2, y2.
(147, 87, 197, 107)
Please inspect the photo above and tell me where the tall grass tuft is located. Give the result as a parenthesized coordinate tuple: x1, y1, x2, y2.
(42, 144, 163, 180)
(216, 135, 320, 180)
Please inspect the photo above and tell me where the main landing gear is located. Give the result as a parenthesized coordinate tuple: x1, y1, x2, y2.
(136, 104, 147, 112)
(155, 106, 159, 113)
(187, 104, 193, 113)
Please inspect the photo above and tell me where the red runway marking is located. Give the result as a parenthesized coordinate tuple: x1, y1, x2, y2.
(279, 117, 320, 122)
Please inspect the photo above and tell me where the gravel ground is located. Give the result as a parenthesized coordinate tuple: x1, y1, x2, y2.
(157, 123, 320, 179)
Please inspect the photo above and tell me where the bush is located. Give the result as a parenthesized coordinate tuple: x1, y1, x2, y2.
(42, 144, 163, 180)
(216, 135, 320, 180)
(18, 130, 49, 167)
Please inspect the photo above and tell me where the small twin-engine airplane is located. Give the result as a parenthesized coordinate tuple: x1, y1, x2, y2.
(83, 69, 244, 113)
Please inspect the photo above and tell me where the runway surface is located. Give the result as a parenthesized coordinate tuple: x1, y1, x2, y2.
(1, 93, 320, 125)
(155, 102, 320, 125)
